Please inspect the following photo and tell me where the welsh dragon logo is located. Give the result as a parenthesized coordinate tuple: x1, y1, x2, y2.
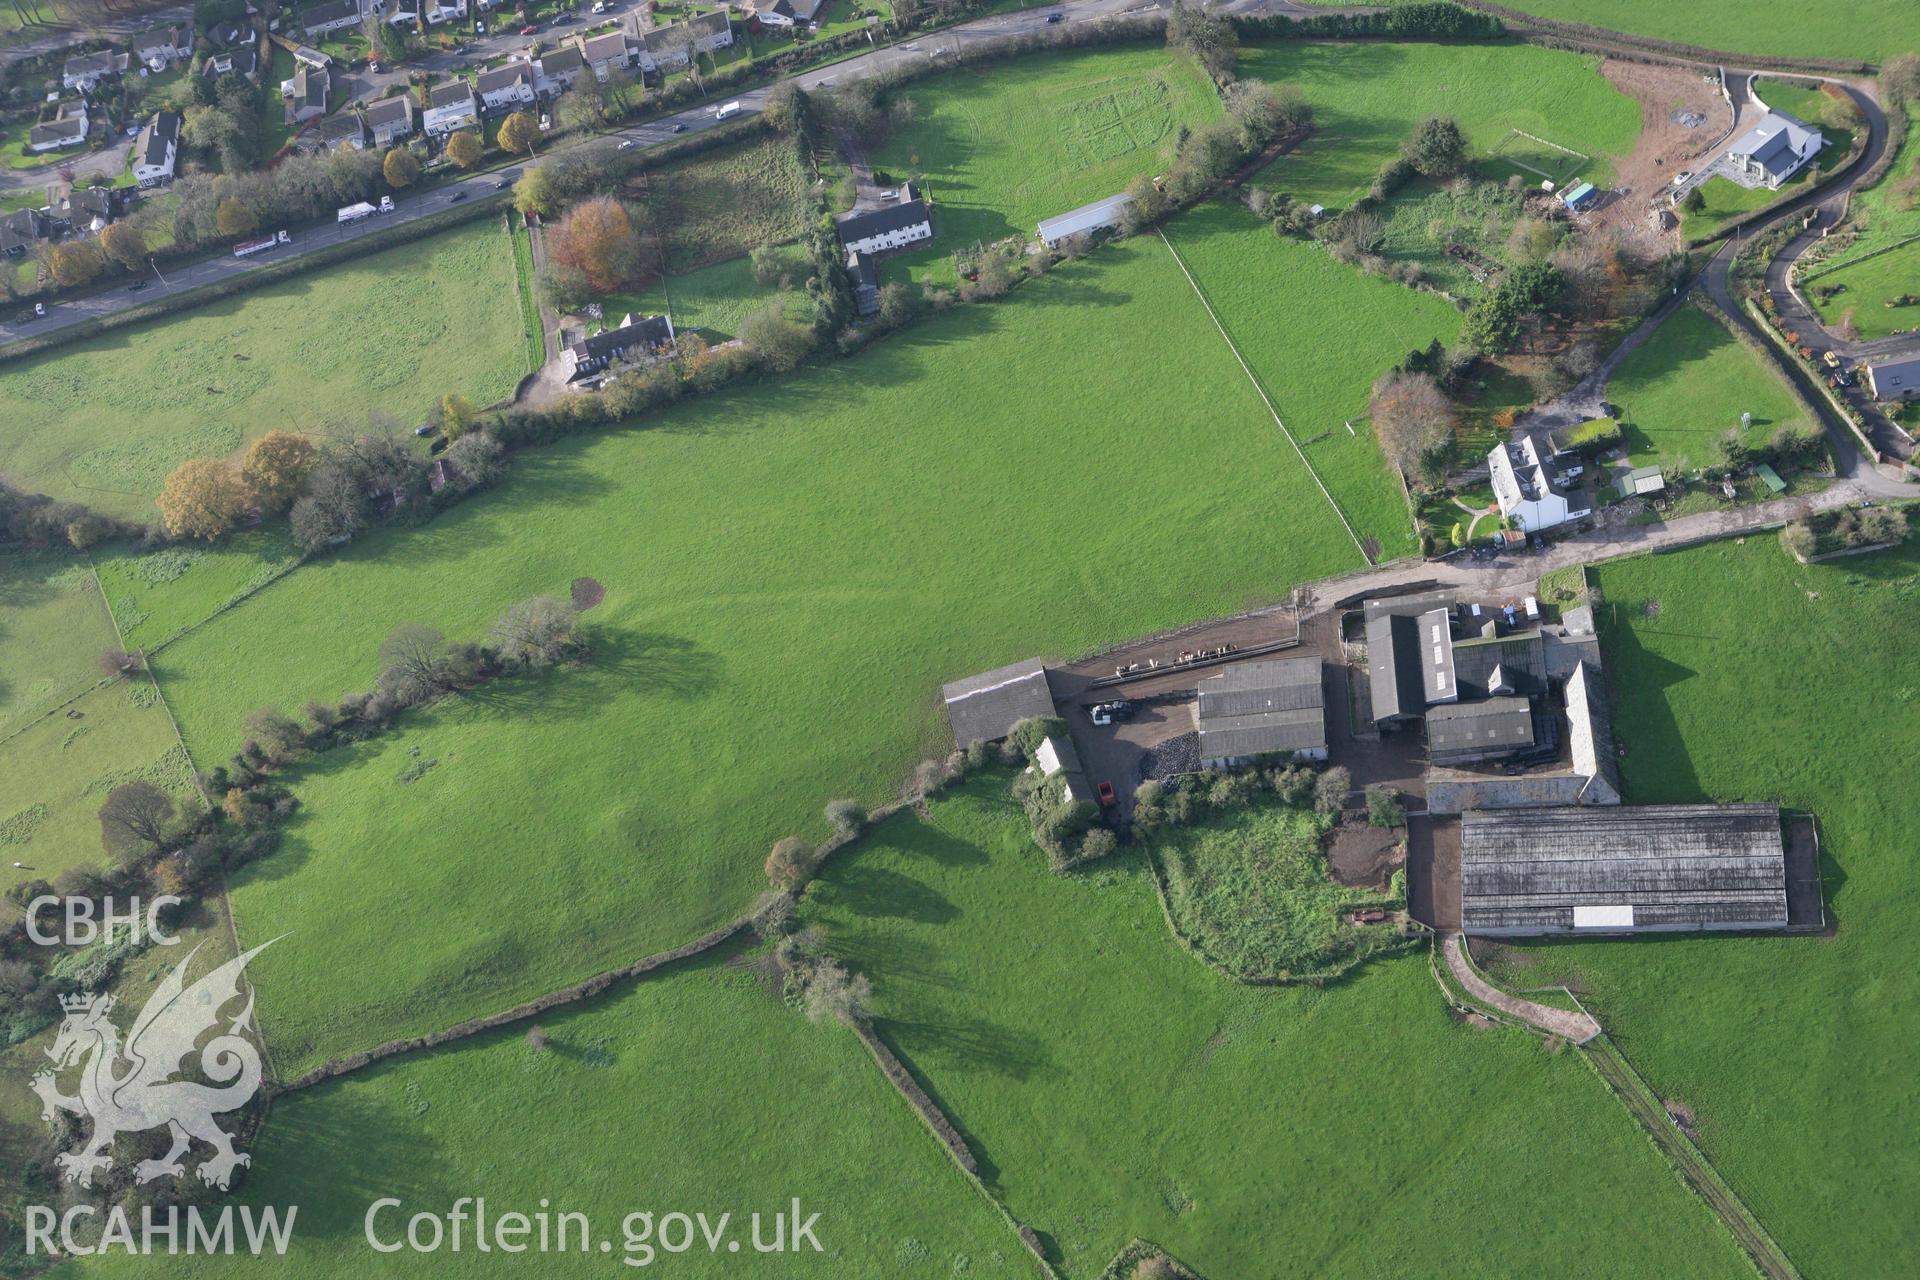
(30, 940, 275, 1191)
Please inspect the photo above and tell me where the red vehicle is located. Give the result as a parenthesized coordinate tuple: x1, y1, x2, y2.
(519, 24, 539, 34)
(1096, 781, 1116, 807)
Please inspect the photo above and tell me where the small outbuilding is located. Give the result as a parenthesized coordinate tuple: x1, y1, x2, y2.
(1037, 192, 1133, 247)
(1615, 465, 1665, 499)
(943, 657, 1055, 747)
(1460, 803, 1789, 935)
(1193, 656, 1327, 767)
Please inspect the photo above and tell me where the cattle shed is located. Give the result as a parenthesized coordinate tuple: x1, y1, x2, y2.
(1460, 804, 1788, 935)
(942, 657, 1055, 746)
(1037, 192, 1133, 246)
(1425, 697, 1534, 764)
(1193, 656, 1327, 766)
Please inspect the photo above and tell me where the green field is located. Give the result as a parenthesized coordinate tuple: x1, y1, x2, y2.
(1243, 40, 1641, 208)
(89, 529, 304, 654)
(0, 220, 525, 521)
(631, 133, 817, 274)
(0, 552, 115, 736)
(869, 44, 1223, 279)
(134, 236, 1365, 1074)
(50, 944, 1022, 1279)
(1607, 303, 1814, 468)
(599, 253, 789, 343)
(1484, 535, 1920, 1279)
(801, 775, 1750, 1278)
(1164, 201, 1462, 558)
(1808, 238, 1920, 339)
(1445, 1, 1913, 64)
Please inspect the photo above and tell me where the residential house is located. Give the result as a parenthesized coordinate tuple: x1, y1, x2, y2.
(1865, 355, 1920, 400)
(27, 101, 91, 154)
(63, 185, 130, 231)
(309, 108, 371, 151)
(1728, 109, 1824, 189)
(423, 78, 481, 136)
(302, 0, 364, 37)
(0, 208, 54, 258)
(205, 46, 261, 79)
(835, 184, 933, 256)
(532, 47, 585, 99)
(476, 60, 537, 112)
(563, 312, 676, 381)
(207, 20, 247, 47)
(364, 94, 417, 147)
(574, 29, 640, 82)
(743, 0, 823, 30)
(133, 110, 181, 186)
(284, 63, 331, 124)
(422, 0, 469, 24)
(1488, 433, 1590, 533)
(62, 49, 129, 93)
(634, 9, 732, 73)
(132, 24, 193, 71)
(293, 45, 333, 70)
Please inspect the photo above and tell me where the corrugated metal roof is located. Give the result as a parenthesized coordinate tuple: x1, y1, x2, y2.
(1195, 656, 1325, 759)
(942, 658, 1054, 746)
(1425, 696, 1534, 760)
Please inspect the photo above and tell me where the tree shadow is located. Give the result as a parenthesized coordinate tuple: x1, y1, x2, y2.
(811, 866, 959, 925)
(880, 1014, 1053, 1084)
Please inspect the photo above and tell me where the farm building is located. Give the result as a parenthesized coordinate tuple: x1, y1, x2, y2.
(943, 657, 1055, 746)
(1034, 734, 1092, 805)
(563, 313, 675, 382)
(1728, 109, 1824, 189)
(1037, 192, 1133, 247)
(837, 187, 934, 256)
(1616, 466, 1665, 498)
(1426, 697, 1534, 765)
(1192, 656, 1327, 767)
(1364, 591, 1459, 724)
(848, 250, 880, 316)
(1864, 356, 1920, 401)
(1460, 804, 1789, 935)
(1489, 434, 1590, 533)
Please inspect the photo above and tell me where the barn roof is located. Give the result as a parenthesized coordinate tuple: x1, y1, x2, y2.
(1363, 590, 1456, 722)
(1460, 804, 1787, 934)
(942, 657, 1054, 746)
(1194, 656, 1325, 759)
(1425, 696, 1534, 761)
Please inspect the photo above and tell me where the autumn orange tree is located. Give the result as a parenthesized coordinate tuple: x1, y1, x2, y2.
(49, 241, 105, 287)
(498, 110, 539, 157)
(445, 129, 483, 168)
(99, 222, 148, 272)
(157, 458, 253, 541)
(545, 196, 645, 293)
(383, 146, 420, 188)
(240, 431, 318, 512)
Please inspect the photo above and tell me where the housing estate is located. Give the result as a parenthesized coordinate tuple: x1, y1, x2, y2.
(205, 47, 261, 80)
(301, 0, 364, 37)
(0, 208, 54, 258)
(563, 313, 676, 382)
(634, 11, 733, 73)
(744, 0, 824, 28)
(1727, 109, 1824, 189)
(477, 61, 538, 112)
(534, 47, 587, 98)
(836, 186, 934, 256)
(1864, 355, 1920, 400)
(575, 30, 642, 81)
(1488, 433, 1591, 533)
(132, 24, 194, 71)
(1192, 657, 1327, 768)
(284, 64, 331, 124)
(309, 109, 371, 151)
(364, 94, 417, 147)
(133, 111, 181, 187)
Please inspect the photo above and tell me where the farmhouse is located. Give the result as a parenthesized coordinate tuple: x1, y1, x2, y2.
(301, 0, 364, 37)
(477, 61, 538, 111)
(364, 94, 417, 147)
(1864, 355, 1920, 401)
(132, 110, 181, 187)
(132, 24, 193, 70)
(1037, 192, 1133, 247)
(1459, 804, 1789, 935)
(62, 49, 129, 92)
(837, 186, 933, 256)
(635, 11, 733, 73)
(1192, 656, 1327, 768)
(943, 657, 1055, 746)
(1728, 109, 1824, 189)
(1489, 433, 1590, 533)
(423, 79, 481, 136)
(28, 102, 91, 154)
(563, 312, 676, 382)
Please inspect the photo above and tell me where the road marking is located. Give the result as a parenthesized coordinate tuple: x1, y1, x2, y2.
(1156, 228, 1373, 565)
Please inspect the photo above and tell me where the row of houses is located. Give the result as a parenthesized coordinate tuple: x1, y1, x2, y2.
(0, 185, 134, 259)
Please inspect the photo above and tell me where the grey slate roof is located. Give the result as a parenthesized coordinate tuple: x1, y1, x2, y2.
(1425, 696, 1534, 762)
(137, 110, 180, 168)
(942, 657, 1053, 746)
(1867, 355, 1920, 396)
(836, 191, 932, 245)
(1460, 804, 1788, 934)
(1451, 632, 1545, 700)
(1194, 656, 1325, 760)
(477, 62, 535, 94)
(1363, 590, 1456, 722)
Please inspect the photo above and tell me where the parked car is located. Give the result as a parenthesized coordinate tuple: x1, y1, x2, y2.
(1047, 11, 1064, 22)
(1096, 781, 1117, 806)
(670, 122, 686, 133)
(519, 23, 539, 35)
(591, 0, 608, 10)
(1822, 350, 1842, 370)
(127, 281, 147, 292)
(449, 191, 468, 202)
(618, 138, 637, 149)
(413, 424, 438, 438)
(877, 188, 897, 200)
(474, 22, 485, 35)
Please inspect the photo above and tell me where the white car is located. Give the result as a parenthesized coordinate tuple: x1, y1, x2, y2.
(877, 188, 897, 200)
(591, 0, 607, 10)
(618, 138, 637, 150)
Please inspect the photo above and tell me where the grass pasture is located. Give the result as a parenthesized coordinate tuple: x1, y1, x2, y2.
(144, 237, 1366, 1074)
(1524, 535, 1920, 1279)
(1164, 200, 1464, 559)
(0, 220, 525, 520)
(1463, 1, 1912, 65)
(868, 44, 1223, 280)
(1486, 127, 1591, 184)
(51, 949, 1022, 1280)
(1809, 238, 1920, 340)
(1607, 303, 1813, 468)
(89, 528, 303, 654)
(1243, 40, 1640, 209)
(801, 776, 1750, 1278)
(0, 552, 116, 737)
(631, 132, 816, 274)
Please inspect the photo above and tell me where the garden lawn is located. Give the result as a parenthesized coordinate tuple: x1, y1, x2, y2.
(598, 253, 790, 343)
(0, 551, 117, 736)
(1164, 200, 1463, 559)
(802, 776, 1750, 1279)
(0, 220, 525, 521)
(1682, 80, 1856, 242)
(1243, 40, 1641, 209)
(869, 44, 1222, 281)
(1809, 238, 1920, 340)
(145, 237, 1365, 1075)
(53, 948, 1023, 1279)
(1493, 535, 1920, 1279)
(1606, 303, 1813, 468)
(0, 677, 199, 920)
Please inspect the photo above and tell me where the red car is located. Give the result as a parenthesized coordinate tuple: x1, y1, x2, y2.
(519, 24, 540, 35)
(1096, 781, 1116, 807)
